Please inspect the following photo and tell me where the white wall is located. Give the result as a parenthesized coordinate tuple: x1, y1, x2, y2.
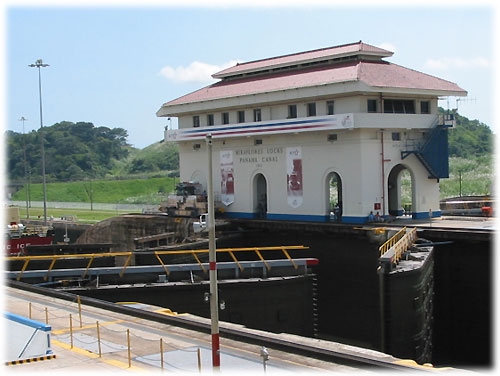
(173, 92, 443, 222)
(175, 95, 438, 131)
(177, 122, 440, 222)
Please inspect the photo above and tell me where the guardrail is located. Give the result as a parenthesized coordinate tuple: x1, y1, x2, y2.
(6, 246, 309, 281)
(378, 227, 407, 257)
(379, 228, 418, 273)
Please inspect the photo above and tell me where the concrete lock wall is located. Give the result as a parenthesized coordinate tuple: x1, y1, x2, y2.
(66, 275, 317, 338)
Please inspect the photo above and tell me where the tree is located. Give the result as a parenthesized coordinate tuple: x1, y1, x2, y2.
(6, 121, 130, 181)
(441, 108, 494, 159)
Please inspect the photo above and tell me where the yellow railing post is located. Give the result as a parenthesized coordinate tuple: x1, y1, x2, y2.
(197, 347, 202, 373)
(17, 259, 30, 281)
(254, 249, 271, 271)
(77, 295, 83, 328)
(44, 257, 57, 281)
(127, 329, 131, 368)
(160, 338, 164, 371)
(281, 247, 298, 270)
(82, 256, 95, 279)
(154, 252, 171, 276)
(191, 251, 207, 273)
(119, 253, 133, 278)
(69, 313, 73, 349)
(96, 321, 102, 357)
(228, 250, 244, 272)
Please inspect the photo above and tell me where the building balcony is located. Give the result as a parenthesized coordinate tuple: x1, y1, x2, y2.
(165, 113, 439, 142)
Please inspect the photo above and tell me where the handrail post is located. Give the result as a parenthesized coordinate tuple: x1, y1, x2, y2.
(254, 249, 271, 271)
(69, 313, 73, 349)
(119, 253, 133, 278)
(96, 321, 102, 357)
(77, 295, 83, 328)
(160, 338, 164, 371)
(127, 329, 131, 368)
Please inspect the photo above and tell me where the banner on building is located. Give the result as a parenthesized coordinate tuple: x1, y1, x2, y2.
(220, 150, 234, 206)
(286, 147, 303, 208)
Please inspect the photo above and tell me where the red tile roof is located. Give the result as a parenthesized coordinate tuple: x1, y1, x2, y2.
(213, 41, 392, 79)
(161, 60, 466, 108)
(359, 61, 465, 92)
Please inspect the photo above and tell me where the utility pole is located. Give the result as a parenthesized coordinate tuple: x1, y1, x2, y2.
(206, 134, 220, 370)
(19, 117, 30, 218)
(29, 59, 49, 226)
(459, 170, 463, 197)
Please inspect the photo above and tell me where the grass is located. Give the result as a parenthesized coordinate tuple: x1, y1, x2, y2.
(18, 207, 137, 223)
(439, 156, 493, 198)
(400, 156, 493, 205)
(12, 176, 179, 205)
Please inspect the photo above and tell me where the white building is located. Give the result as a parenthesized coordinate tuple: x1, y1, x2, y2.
(157, 41, 466, 223)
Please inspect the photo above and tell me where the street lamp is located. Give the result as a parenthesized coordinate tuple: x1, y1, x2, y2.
(29, 59, 49, 226)
(18, 117, 30, 218)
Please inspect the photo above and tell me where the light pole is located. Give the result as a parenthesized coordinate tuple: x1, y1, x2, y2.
(458, 170, 463, 197)
(29, 59, 49, 226)
(19, 117, 30, 218)
(206, 134, 220, 370)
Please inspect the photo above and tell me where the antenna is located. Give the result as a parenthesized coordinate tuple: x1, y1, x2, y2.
(456, 97, 477, 111)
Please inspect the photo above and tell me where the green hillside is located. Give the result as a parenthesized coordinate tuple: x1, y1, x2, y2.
(115, 140, 179, 176)
(6, 121, 178, 182)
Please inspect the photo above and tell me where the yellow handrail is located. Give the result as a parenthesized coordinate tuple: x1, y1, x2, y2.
(7, 246, 309, 280)
(379, 227, 407, 257)
(380, 227, 418, 265)
(6, 246, 309, 261)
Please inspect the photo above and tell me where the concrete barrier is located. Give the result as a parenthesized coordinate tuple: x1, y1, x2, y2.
(4, 312, 53, 362)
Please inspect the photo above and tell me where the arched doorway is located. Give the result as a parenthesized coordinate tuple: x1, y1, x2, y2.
(253, 173, 267, 219)
(325, 172, 342, 221)
(388, 164, 414, 217)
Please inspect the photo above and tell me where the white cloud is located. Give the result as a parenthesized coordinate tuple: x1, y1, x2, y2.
(424, 57, 490, 71)
(376, 42, 396, 53)
(159, 60, 240, 83)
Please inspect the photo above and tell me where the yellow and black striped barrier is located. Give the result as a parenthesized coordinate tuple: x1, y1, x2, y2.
(5, 354, 57, 366)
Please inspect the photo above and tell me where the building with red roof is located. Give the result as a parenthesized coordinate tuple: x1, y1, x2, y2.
(157, 41, 466, 223)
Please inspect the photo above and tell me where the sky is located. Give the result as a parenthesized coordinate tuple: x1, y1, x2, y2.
(3, 1, 497, 149)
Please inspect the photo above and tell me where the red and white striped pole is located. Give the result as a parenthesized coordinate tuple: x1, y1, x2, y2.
(206, 134, 220, 370)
